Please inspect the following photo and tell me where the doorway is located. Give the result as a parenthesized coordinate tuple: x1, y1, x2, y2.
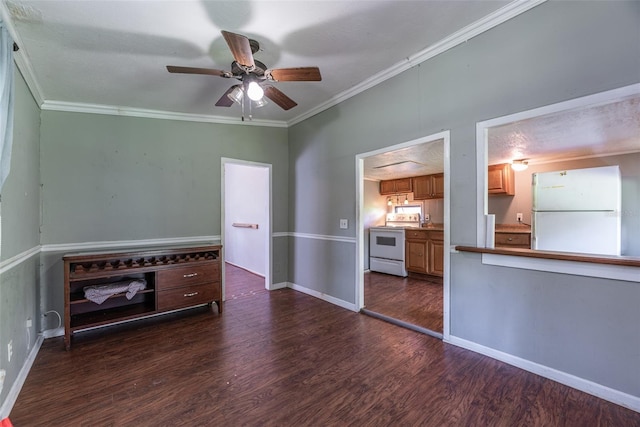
(221, 158, 272, 302)
(356, 131, 450, 340)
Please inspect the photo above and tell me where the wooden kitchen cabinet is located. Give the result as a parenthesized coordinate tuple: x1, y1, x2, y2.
(427, 231, 444, 276)
(380, 177, 412, 195)
(488, 163, 515, 196)
(413, 173, 444, 200)
(405, 229, 443, 277)
(495, 231, 531, 248)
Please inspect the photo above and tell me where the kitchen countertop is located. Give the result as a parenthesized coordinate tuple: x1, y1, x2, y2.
(495, 223, 531, 233)
(420, 223, 444, 230)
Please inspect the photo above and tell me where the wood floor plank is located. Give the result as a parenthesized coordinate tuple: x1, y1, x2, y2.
(365, 271, 443, 332)
(8, 263, 640, 426)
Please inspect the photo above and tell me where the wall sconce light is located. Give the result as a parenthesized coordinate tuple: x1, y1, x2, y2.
(511, 159, 529, 171)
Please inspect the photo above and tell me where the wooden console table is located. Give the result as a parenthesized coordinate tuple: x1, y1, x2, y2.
(63, 244, 222, 350)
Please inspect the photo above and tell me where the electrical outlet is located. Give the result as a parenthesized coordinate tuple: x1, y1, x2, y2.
(516, 213, 523, 222)
(26, 317, 32, 328)
(7, 340, 12, 362)
(339, 219, 348, 229)
(424, 213, 430, 222)
(0, 369, 5, 394)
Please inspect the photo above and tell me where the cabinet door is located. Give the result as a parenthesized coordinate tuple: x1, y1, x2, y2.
(380, 180, 396, 195)
(395, 178, 412, 193)
(412, 175, 431, 199)
(488, 164, 515, 196)
(406, 240, 428, 273)
(413, 174, 444, 200)
(431, 173, 445, 199)
(427, 239, 444, 276)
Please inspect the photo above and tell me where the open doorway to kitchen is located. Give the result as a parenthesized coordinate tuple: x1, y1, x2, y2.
(221, 158, 273, 304)
(356, 131, 450, 339)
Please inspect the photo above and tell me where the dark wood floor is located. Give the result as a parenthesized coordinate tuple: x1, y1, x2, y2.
(365, 271, 443, 333)
(10, 264, 639, 426)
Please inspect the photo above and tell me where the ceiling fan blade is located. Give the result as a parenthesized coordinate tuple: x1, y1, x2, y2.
(263, 85, 298, 110)
(166, 65, 229, 77)
(221, 30, 255, 68)
(267, 67, 321, 82)
(215, 85, 240, 107)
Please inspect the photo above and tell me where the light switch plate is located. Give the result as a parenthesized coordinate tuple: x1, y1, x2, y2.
(339, 219, 348, 229)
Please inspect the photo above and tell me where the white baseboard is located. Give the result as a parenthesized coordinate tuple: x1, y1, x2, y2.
(446, 335, 640, 413)
(42, 327, 64, 339)
(0, 335, 44, 419)
(224, 261, 265, 278)
(270, 282, 288, 290)
(287, 282, 358, 312)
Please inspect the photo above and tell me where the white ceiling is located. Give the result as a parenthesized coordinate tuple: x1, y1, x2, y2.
(3, 0, 638, 179)
(2, 0, 513, 124)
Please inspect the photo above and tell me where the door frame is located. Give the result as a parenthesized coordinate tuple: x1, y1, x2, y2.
(355, 130, 451, 340)
(221, 157, 273, 297)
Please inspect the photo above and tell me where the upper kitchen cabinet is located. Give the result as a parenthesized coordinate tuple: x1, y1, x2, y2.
(488, 163, 515, 196)
(413, 173, 444, 200)
(380, 177, 413, 195)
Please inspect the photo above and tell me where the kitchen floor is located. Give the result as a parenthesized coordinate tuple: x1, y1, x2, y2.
(364, 271, 443, 333)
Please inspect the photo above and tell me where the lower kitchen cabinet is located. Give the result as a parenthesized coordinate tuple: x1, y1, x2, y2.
(428, 237, 444, 276)
(495, 231, 531, 248)
(405, 229, 444, 277)
(406, 239, 428, 272)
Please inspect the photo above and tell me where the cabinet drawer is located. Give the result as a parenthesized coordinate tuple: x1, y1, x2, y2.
(157, 263, 219, 290)
(405, 229, 428, 240)
(157, 282, 220, 311)
(426, 231, 444, 241)
(495, 233, 531, 247)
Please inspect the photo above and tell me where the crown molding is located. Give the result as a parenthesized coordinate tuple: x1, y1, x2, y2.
(287, 0, 548, 127)
(1, 0, 45, 105)
(40, 100, 288, 127)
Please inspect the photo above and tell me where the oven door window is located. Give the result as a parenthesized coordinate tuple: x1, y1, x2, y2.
(376, 236, 397, 246)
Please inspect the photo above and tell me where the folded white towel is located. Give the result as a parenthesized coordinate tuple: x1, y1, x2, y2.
(84, 279, 147, 304)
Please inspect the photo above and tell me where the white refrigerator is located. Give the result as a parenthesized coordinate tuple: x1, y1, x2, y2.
(531, 165, 621, 255)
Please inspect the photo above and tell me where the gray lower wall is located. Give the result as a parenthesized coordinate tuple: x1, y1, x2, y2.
(451, 251, 640, 397)
(288, 0, 640, 399)
(0, 66, 41, 412)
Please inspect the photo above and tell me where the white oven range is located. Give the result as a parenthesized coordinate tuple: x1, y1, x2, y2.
(369, 214, 420, 277)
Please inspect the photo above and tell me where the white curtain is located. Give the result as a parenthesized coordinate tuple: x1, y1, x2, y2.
(0, 22, 14, 192)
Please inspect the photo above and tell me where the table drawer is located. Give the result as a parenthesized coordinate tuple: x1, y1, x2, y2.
(157, 263, 219, 290)
(157, 282, 220, 311)
(495, 232, 531, 247)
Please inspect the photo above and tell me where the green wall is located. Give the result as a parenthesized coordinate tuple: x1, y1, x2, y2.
(288, 0, 640, 399)
(38, 111, 289, 324)
(0, 65, 41, 412)
(40, 112, 288, 243)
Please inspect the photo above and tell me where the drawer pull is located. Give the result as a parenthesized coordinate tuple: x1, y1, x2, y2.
(183, 273, 198, 278)
(184, 291, 199, 297)
(508, 238, 513, 241)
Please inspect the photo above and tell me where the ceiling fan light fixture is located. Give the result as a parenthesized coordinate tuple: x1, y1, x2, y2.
(227, 86, 244, 104)
(247, 81, 264, 101)
(511, 159, 529, 171)
(253, 97, 268, 108)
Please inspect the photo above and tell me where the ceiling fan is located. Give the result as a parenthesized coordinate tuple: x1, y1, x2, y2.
(167, 30, 321, 120)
